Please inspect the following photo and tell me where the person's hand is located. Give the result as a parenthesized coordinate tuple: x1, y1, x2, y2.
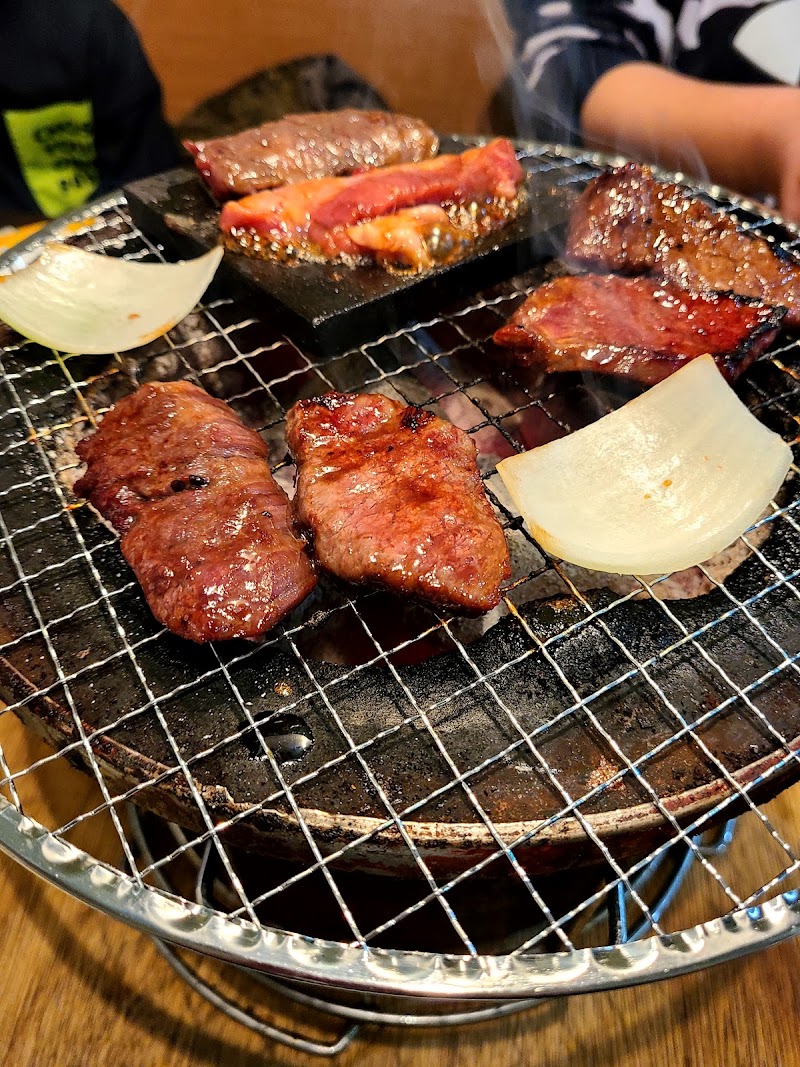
(583, 70, 800, 222)
(762, 90, 800, 223)
(777, 143, 800, 224)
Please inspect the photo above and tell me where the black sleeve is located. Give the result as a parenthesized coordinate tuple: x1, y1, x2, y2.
(503, 0, 673, 144)
(88, 0, 181, 192)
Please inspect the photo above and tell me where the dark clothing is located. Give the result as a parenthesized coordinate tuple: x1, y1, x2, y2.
(505, 1, 800, 143)
(0, 0, 179, 222)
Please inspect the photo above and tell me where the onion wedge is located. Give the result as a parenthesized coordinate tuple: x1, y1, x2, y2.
(496, 355, 792, 575)
(0, 242, 223, 354)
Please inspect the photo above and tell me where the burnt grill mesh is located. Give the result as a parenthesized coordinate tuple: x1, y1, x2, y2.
(2, 146, 800, 993)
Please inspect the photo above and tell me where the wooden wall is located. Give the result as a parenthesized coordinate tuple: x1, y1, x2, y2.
(117, 0, 514, 135)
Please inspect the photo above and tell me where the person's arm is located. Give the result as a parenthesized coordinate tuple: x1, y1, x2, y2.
(504, 0, 665, 143)
(581, 63, 800, 220)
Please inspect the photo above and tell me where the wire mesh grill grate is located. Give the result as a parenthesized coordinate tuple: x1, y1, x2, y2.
(2, 145, 800, 994)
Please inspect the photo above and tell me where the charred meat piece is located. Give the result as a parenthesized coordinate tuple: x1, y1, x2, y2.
(286, 392, 511, 613)
(566, 163, 800, 327)
(221, 139, 524, 267)
(492, 275, 785, 386)
(185, 109, 438, 200)
(75, 381, 316, 642)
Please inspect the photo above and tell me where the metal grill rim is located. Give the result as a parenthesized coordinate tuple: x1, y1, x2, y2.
(0, 142, 800, 997)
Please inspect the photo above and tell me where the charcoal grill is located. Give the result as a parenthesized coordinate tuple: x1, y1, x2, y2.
(2, 140, 800, 1054)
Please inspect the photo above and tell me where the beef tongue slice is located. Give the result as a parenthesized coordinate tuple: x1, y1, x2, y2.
(286, 392, 510, 614)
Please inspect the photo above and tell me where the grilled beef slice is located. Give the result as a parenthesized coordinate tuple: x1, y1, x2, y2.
(185, 109, 438, 200)
(221, 139, 524, 264)
(286, 392, 510, 613)
(492, 274, 785, 386)
(566, 163, 800, 328)
(76, 381, 316, 642)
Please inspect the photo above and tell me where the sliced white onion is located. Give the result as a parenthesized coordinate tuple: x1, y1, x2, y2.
(496, 355, 792, 575)
(0, 242, 223, 354)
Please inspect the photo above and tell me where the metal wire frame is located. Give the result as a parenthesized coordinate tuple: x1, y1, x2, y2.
(1, 145, 800, 997)
(124, 808, 736, 1053)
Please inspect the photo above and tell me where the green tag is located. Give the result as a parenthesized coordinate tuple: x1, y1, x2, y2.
(4, 100, 99, 218)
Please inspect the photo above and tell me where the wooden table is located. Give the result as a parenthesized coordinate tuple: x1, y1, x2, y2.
(2, 713, 800, 1067)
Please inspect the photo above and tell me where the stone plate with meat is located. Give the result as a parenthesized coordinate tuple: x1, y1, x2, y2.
(124, 136, 565, 356)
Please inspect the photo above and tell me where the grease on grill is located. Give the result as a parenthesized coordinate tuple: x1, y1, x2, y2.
(243, 714, 314, 764)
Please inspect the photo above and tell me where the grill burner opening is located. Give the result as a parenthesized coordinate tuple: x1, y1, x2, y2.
(294, 589, 510, 667)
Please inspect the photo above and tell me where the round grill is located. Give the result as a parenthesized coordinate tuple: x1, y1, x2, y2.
(2, 143, 800, 1012)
